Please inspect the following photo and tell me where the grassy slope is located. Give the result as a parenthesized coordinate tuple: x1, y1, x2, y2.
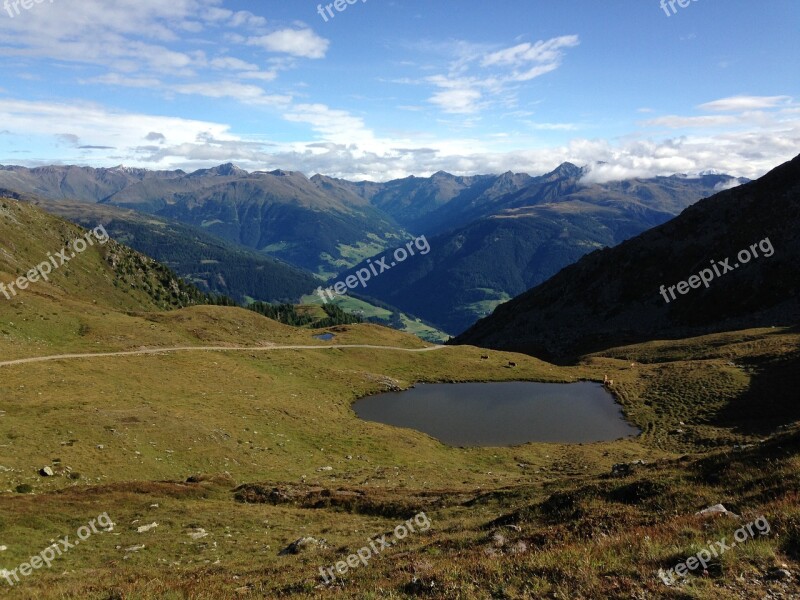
(1, 199, 799, 598)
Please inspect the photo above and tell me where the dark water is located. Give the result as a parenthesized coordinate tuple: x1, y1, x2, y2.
(352, 381, 640, 446)
(313, 333, 335, 341)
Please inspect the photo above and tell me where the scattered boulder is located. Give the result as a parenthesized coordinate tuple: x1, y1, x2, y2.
(611, 463, 633, 477)
(137, 522, 159, 533)
(279, 536, 326, 556)
(767, 566, 792, 581)
(696, 504, 740, 519)
(188, 528, 208, 540)
(39, 466, 54, 477)
(316, 466, 333, 472)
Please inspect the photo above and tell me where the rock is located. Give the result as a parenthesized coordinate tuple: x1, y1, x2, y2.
(767, 567, 792, 581)
(316, 466, 333, 472)
(510, 541, 528, 555)
(696, 504, 740, 519)
(188, 528, 208, 540)
(96, 445, 104, 449)
(611, 463, 633, 477)
(278, 536, 326, 556)
(0, 545, 7, 552)
(137, 522, 158, 533)
(39, 466, 54, 477)
(123, 544, 145, 553)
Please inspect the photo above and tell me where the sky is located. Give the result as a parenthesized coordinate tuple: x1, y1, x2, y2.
(0, 0, 798, 182)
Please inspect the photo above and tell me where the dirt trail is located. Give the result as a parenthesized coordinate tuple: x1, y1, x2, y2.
(0, 344, 447, 368)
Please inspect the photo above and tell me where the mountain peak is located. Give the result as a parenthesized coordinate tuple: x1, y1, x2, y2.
(190, 163, 248, 178)
(547, 162, 583, 179)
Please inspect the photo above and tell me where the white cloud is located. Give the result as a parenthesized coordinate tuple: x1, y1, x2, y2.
(428, 86, 485, 115)
(421, 35, 580, 114)
(0, 0, 327, 105)
(481, 35, 580, 69)
(643, 115, 739, 129)
(0, 98, 238, 159)
(247, 29, 329, 59)
(283, 103, 377, 150)
(698, 95, 793, 112)
(713, 178, 745, 191)
(172, 82, 291, 106)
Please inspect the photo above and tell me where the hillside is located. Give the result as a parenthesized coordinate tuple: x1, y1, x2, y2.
(20, 195, 321, 304)
(0, 197, 209, 316)
(454, 154, 800, 359)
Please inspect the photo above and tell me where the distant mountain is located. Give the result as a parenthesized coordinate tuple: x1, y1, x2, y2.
(338, 167, 745, 334)
(453, 154, 800, 360)
(312, 171, 504, 233)
(0, 162, 749, 335)
(0, 164, 406, 277)
(0, 164, 181, 203)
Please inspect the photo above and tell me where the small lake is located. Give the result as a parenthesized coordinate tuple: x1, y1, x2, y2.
(313, 333, 335, 341)
(352, 381, 640, 447)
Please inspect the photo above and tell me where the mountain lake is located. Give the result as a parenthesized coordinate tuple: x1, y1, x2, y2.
(352, 381, 641, 446)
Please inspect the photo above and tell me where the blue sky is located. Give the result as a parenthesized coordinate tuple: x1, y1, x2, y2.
(0, 0, 797, 181)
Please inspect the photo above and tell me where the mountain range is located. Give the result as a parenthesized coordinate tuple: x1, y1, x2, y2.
(0, 162, 747, 334)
